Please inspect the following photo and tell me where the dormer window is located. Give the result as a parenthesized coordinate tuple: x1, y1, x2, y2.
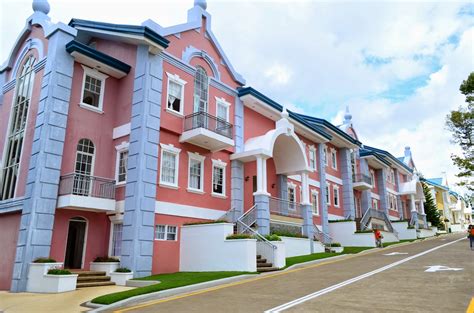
(80, 66, 108, 113)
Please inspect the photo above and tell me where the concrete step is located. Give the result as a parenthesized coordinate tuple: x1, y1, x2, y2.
(71, 271, 107, 277)
(257, 262, 273, 267)
(257, 267, 279, 273)
(76, 281, 115, 288)
(77, 275, 111, 282)
(257, 255, 262, 259)
(257, 258, 267, 264)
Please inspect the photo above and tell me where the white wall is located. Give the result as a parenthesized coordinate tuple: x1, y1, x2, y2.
(281, 237, 325, 257)
(257, 241, 286, 269)
(328, 221, 376, 247)
(392, 222, 417, 240)
(180, 223, 257, 272)
(381, 231, 399, 243)
(450, 224, 463, 232)
(417, 228, 436, 238)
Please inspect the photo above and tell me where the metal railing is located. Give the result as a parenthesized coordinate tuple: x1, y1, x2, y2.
(269, 197, 302, 219)
(360, 208, 397, 235)
(183, 111, 233, 139)
(59, 173, 115, 199)
(352, 173, 372, 185)
(219, 207, 237, 223)
(313, 224, 332, 246)
(409, 212, 417, 227)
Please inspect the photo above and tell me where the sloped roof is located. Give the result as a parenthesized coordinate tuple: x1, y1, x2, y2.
(422, 178, 449, 191)
(362, 145, 413, 173)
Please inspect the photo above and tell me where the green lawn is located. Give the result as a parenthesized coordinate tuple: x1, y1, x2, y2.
(91, 271, 252, 305)
(284, 246, 374, 269)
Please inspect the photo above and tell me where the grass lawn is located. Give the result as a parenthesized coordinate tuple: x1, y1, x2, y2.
(284, 246, 374, 269)
(91, 272, 252, 305)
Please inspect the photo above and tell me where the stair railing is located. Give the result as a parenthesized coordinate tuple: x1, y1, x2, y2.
(219, 207, 237, 223)
(360, 207, 372, 230)
(313, 224, 332, 246)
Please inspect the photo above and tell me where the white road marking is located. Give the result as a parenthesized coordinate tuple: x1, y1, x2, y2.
(264, 237, 465, 313)
(424, 265, 463, 272)
(384, 252, 408, 256)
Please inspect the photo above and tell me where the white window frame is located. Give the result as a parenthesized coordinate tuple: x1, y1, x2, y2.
(333, 185, 340, 208)
(115, 141, 129, 186)
(324, 146, 328, 167)
(372, 198, 379, 210)
(155, 224, 178, 241)
(325, 184, 331, 205)
(311, 190, 319, 216)
(79, 65, 108, 114)
(370, 170, 376, 187)
(108, 221, 123, 258)
(159, 143, 181, 188)
(211, 159, 227, 198)
(288, 182, 296, 210)
(309, 145, 317, 171)
(330, 148, 337, 170)
(215, 97, 231, 122)
(187, 152, 205, 193)
(165, 72, 187, 117)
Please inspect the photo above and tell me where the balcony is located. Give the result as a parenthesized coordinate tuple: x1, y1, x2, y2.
(352, 173, 372, 190)
(179, 111, 234, 151)
(57, 173, 116, 212)
(269, 197, 303, 219)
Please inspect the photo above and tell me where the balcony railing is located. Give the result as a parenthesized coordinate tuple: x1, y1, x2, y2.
(59, 173, 116, 200)
(269, 197, 302, 219)
(183, 111, 233, 139)
(352, 173, 372, 185)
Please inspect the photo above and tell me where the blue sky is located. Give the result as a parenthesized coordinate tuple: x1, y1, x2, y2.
(0, 0, 473, 192)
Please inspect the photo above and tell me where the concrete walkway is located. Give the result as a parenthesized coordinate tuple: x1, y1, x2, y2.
(0, 285, 133, 313)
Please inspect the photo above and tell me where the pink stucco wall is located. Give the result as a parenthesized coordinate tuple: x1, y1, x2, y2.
(0, 212, 21, 290)
(50, 209, 110, 269)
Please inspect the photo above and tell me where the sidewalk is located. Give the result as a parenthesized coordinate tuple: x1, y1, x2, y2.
(0, 285, 133, 313)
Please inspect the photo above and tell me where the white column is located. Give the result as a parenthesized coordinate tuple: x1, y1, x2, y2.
(410, 194, 416, 212)
(301, 172, 310, 205)
(255, 156, 268, 195)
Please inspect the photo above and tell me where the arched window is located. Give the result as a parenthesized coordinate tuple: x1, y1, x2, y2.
(0, 55, 36, 200)
(73, 139, 95, 196)
(193, 66, 208, 113)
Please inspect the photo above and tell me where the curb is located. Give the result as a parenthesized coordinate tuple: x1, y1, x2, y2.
(87, 274, 258, 312)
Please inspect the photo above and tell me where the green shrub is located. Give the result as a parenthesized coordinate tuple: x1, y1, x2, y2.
(264, 234, 281, 241)
(93, 256, 120, 262)
(115, 268, 132, 273)
(271, 231, 307, 238)
(47, 269, 72, 275)
(407, 226, 415, 229)
(354, 230, 373, 233)
(33, 257, 57, 263)
(226, 234, 252, 240)
(329, 242, 341, 247)
(183, 220, 228, 226)
(328, 219, 353, 223)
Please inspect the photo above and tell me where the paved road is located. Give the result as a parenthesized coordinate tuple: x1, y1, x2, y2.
(110, 233, 473, 313)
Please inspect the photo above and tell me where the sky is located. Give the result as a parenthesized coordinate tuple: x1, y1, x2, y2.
(0, 0, 473, 194)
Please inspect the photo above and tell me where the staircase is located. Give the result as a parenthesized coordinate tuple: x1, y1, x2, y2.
(256, 255, 279, 273)
(72, 271, 115, 288)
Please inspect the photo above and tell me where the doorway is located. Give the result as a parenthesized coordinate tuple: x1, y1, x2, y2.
(64, 217, 87, 269)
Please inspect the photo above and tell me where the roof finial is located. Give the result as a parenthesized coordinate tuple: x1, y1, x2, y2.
(281, 107, 289, 119)
(344, 106, 352, 124)
(32, 0, 50, 15)
(194, 0, 207, 10)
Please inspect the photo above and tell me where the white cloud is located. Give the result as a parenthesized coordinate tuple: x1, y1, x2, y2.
(264, 63, 292, 85)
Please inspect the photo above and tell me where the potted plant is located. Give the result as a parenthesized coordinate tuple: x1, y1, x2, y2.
(42, 268, 78, 293)
(26, 257, 67, 293)
(110, 268, 134, 286)
(329, 243, 344, 253)
(90, 256, 120, 274)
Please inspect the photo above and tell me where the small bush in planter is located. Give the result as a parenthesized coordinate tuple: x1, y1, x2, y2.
(33, 257, 57, 263)
(226, 234, 252, 240)
(183, 220, 228, 226)
(264, 234, 282, 241)
(47, 269, 72, 275)
(329, 243, 341, 247)
(115, 268, 132, 273)
(271, 231, 308, 239)
(93, 256, 120, 262)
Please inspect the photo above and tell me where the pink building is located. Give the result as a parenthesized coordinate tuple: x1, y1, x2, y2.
(0, 0, 431, 292)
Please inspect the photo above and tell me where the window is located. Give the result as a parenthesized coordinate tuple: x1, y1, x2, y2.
(324, 146, 328, 166)
(0, 55, 35, 200)
(155, 225, 178, 241)
(389, 194, 398, 211)
(216, 97, 230, 122)
(351, 150, 357, 177)
(188, 152, 205, 192)
(333, 185, 340, 207)
(311, 191, 319, 215)
(372, 199, 379, 210)
(193, 66, 209, 113)
(115, 142, 129, 185)
(325, 184, 330, 205)
(309, 146, 317, 170)
(212, 159, 227, 196)
(111, 223, 123, 256)
(80, 66, 108, 112)
(160, 144, 181, 188)
(166, 73, 186, 115)
(288, 184, 296, 210)
(73, 139, 95, 196)
(370, 170, 376, 187)
(331, 149, 337, 170)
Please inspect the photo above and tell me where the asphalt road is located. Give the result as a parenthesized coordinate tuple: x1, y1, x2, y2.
(110, 233, 473, 313)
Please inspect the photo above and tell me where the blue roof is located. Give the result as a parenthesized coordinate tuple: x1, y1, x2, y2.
(237, 87, 332, 141)
(422, 178, 449, 190)
(362, 145, 413, 173)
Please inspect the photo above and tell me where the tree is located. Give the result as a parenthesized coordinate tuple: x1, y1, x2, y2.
(446, 72, 474, 191)
(422, 183, 441, 227)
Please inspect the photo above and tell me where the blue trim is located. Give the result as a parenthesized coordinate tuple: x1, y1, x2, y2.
(421, 178, 449, 191)
(237, 87, 332, 141)
(68, 19, 169, 49)
(362, 145, 413, 173)
(359, 149, 392, 167)
(66, 41, 131, 74)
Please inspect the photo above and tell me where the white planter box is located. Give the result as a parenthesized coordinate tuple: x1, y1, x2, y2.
(280, 236, 312, 257)
(90, 262, 120, 274)
(110, 272, 134, 286)
(26, 262, 78, 293)
(330, 247, 344, 253)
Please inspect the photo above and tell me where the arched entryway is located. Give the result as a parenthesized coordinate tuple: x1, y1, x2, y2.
(64, 217, 87, 269)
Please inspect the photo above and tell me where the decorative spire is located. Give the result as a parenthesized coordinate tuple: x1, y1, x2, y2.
(344, 106, 352, 124)
(194, 0, 207, 10)
(32, 0, 50, 15)
(281, 107, 289, 119)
